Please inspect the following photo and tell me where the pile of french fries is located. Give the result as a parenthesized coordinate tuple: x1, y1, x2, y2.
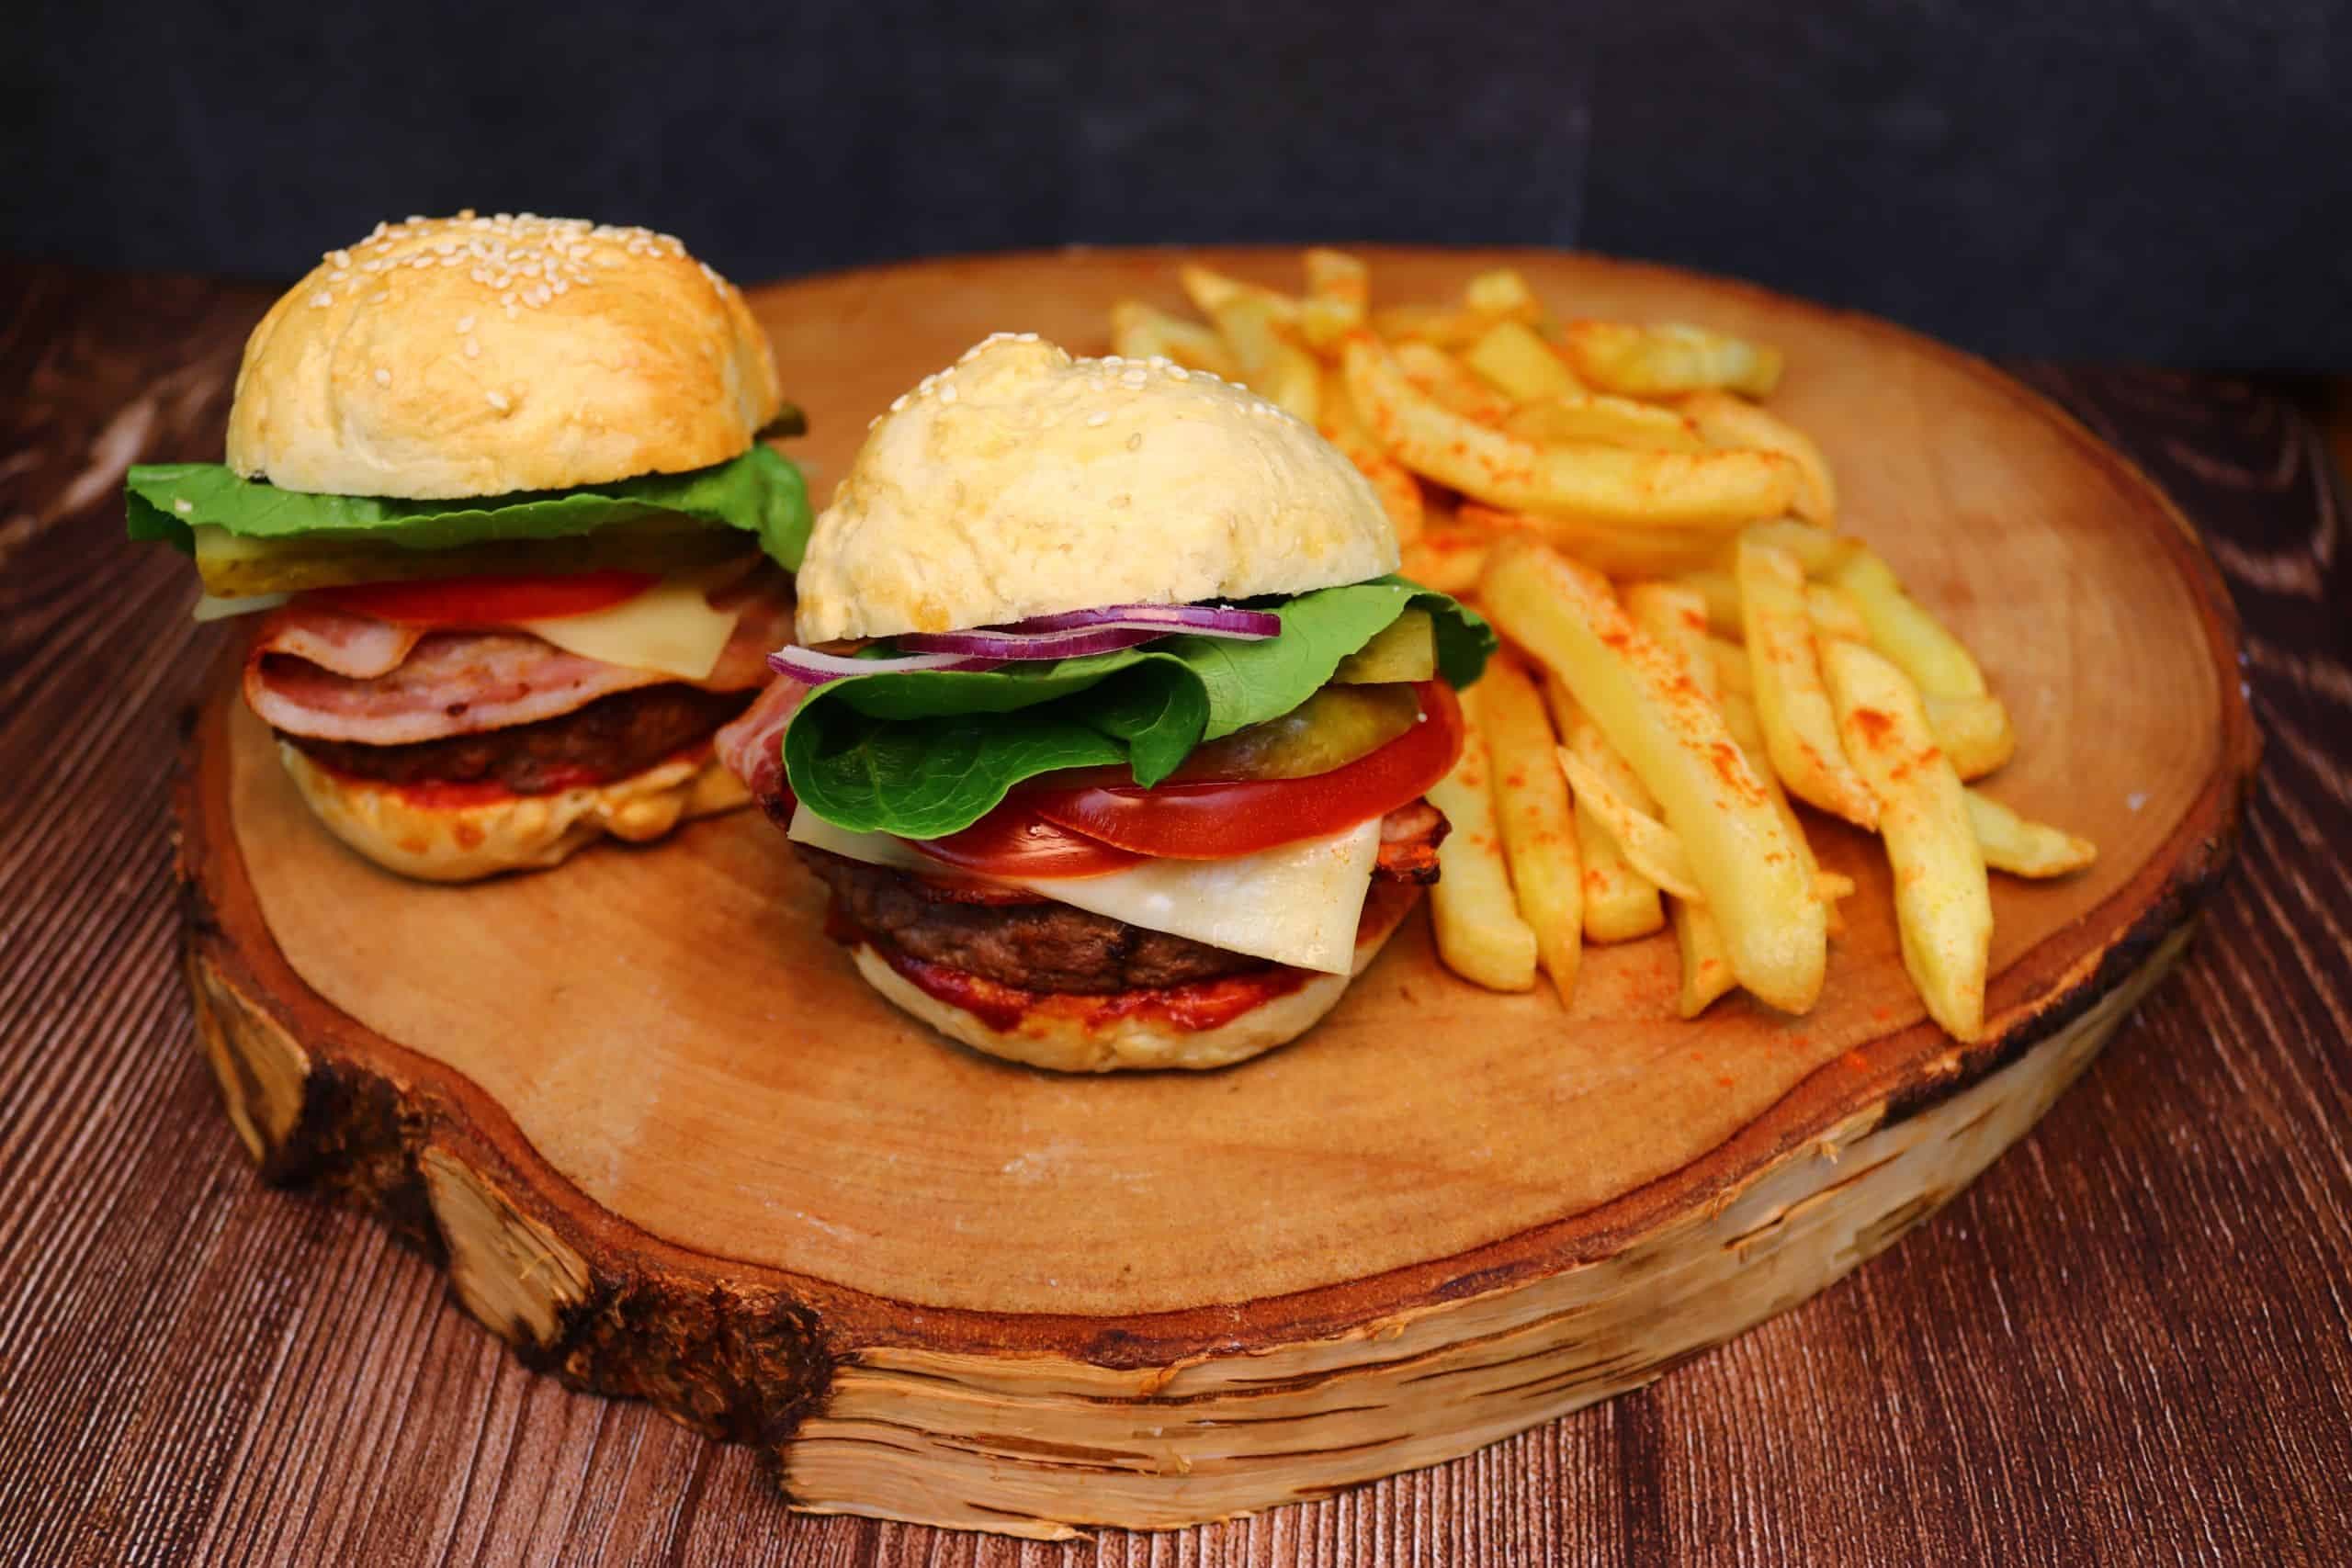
(1110, 254, 2098, 1041)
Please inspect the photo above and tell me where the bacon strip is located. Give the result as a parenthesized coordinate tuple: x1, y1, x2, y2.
(1374, 799, 1449, 884)
(716, 673, 811, 828)
(246, 571, 795, 745)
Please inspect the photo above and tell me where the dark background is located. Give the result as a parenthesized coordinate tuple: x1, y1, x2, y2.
(7, 1, 2346, 366)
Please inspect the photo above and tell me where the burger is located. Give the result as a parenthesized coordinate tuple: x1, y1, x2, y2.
(726, 333, 1493, 1071)
(127, 212, 812, 880)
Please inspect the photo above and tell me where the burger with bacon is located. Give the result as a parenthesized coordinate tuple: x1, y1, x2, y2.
(128, 212, 812, 881)
(729, 333, 1493, 1072)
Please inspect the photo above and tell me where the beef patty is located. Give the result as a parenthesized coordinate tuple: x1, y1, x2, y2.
(799, 801, 1449, 995)
(284, 684, 752, 794)
(801, 847, 1270, 993)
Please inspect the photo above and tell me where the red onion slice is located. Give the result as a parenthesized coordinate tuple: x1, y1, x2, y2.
(897, 625, 1166, 660)
(767, 646, 1001, 685)
(1009, 603, 1281, 639)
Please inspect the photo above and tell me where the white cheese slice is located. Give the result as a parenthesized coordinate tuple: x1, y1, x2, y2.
(788, 807, 1382, 975)
(520, 579, 740, 681)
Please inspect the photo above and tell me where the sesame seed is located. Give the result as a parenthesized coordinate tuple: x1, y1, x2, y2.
(1086, 411, 1111, 427)
(485, 389, 510, 411)
(374, 368, 390, 386)
(311, 291, 333, 308)
(1167, 366, 1191, 380)
(463, 338, 480, 358)
(938, 384, 958, 403)
(173, 498, 193, 514)
(369, 291, 389, 304)
(456, 315, 475, 333)
(888, 394, 909, 412)
(1125, 433, 1143, 450)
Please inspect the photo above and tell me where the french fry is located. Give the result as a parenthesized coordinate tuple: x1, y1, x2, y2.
(1926, 694, 2018, 781)
(1558, 750, 1704, 900)
(1483, 538, 1826, 1012)
(1966, 790, 2098, 877)
(1424, 724, 1540, 991)
(1108, 300, 1241, 380)
(1298, 248, 1369, 350)
(1459, 503, 1722, 580)
(1736, 517, 1860, 578)
(1545, 676, 1668, 943)
(1393, 340, 1516, 424)
(1369, 303, 1492, 349)
(1501, 393, 1705, 453)
(1706, 635, 1753, 697)
(1680, 390, 1838, 523)
(1628, 581, 1744, 1012)
(1829, 551, 1991, 698)
(1822, 639, 1991, 1041)
(1675, 569, 1743, 637)
(1462, 319, 1585, 402)
(1806, 581, 1869, 644)
(1344, 333, 1799, 527)
(1463, 267, 1544, 323)
(1832, 549, 2018, 776)
(1669, 885, 1737, 1018)
(1399, 526, 1495, 596)
(1623, 582, 1721, 703)
(1179, 264, 1302, 327)
(1736, 538, 1879, 829)
(1320, 367, 1425, 545)
(1717, 687, 1844, 938)
(1471, 660, 1584, 998)
(1559, 321, 1784, 398)
(1209, 295, 1321, 425)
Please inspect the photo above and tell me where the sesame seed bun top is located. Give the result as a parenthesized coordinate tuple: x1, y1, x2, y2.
(225, 212, 783, 500)
(791, 335, 1399, 644)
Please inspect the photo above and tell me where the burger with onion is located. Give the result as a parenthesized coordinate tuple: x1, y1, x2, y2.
(727, 333, 1492, 1071)
(128, 212, 812, 880)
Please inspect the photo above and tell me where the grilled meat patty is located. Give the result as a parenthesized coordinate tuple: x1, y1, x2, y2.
(283, 684, 752, 794)
(799, 802, 1449, 994)
(802, 847, 1270, 993)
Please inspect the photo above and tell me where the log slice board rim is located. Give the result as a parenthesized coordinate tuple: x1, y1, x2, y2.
(170, 246, 2259, 1535)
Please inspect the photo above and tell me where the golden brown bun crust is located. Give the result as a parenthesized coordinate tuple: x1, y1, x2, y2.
(277, 742, 749, 882)
(227, 213, 782, 499)
(794, 334, 1398, 642)
(851, 886, 1419, 1073)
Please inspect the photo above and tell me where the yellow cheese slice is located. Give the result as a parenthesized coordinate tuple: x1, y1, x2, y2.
(521, 580, 740, 681)
(788, 808, 1381, 975)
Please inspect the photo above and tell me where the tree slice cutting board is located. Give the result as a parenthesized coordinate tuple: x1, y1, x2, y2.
(174, 248, 2257, 1539)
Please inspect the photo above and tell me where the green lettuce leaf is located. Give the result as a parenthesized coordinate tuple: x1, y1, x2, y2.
(125, 445, 814, 570)
(786, 577, 1494, 839)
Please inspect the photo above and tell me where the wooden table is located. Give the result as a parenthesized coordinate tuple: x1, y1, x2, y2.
(3, 261, 2346, 1564)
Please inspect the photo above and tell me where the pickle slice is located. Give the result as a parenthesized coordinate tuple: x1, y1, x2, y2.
(1178, 682, 1420, 781)
(193, 522, 752, 596)
(1330, 608, 1436, 684)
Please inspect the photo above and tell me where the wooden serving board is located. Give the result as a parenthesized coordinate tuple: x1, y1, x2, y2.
(175, 248, 2256, 1539)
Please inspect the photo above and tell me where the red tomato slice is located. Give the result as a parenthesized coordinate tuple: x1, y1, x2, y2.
(905, 807, 1146, 879)
(306, 570, 656, 626)
(1021, 681, 1464, 862)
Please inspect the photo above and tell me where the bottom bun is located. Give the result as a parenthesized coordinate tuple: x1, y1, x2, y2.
(277, 741, 749, 883)
(850, 886, 1421, 1073)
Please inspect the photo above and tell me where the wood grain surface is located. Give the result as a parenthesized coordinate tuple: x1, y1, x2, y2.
(3, 258, 2348, 1563)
